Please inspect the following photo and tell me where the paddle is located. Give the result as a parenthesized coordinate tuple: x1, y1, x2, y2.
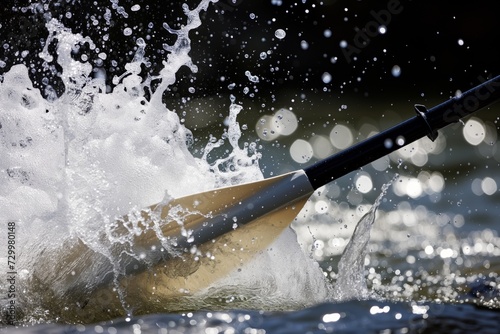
(30, 75, 500, 321)
(140, 74, 500, 253)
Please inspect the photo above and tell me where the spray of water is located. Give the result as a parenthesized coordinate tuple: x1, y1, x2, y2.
(0, 0, 330, 324)
(332, 174, 399, 301)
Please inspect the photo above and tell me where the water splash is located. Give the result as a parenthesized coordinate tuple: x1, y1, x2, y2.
(0, 0, 329, 324)
(0, 1, 223, 322)
(332, 174, 399, 301)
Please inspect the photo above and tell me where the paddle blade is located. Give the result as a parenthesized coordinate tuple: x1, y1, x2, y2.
(74, 196, 310, 321)
(128, 170, 314, 256)
(31, 172, 313, 322)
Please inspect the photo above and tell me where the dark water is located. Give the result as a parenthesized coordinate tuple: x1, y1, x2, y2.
(5, 301, 500, 333)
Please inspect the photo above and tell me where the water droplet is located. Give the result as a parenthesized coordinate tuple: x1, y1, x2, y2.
(123, 27, 133, 36)
(384, 138, 393, 149)
(275, 29, 286, 39)
(391, 65, 401, 77)
(321, 72, 332, 84)
(245, 70, 259, 83)
(136, 38, 146, 47)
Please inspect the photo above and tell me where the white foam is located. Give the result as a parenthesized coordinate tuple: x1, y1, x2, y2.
(203, 228, 331, 309)
(0, 64, 63, 222)
(0, 0, 329, 322)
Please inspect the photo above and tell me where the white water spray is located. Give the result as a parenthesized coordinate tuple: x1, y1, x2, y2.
(332, 175, 399, 300)
(0, 0, 328, 324)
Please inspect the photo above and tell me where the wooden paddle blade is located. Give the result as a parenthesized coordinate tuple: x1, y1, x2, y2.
(71, 196, 310, 322)
(25, 171, 314, 322)
(125, 170, 314, 261)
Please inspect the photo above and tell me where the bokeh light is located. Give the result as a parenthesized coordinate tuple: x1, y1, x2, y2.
(329, 124, 353, 149)
(290, 139, 313, 163)
(310, 135, 335, 159)
(256, 108, 298, 141)
(481, 177, 498, 195)
(272, 108, 298, 136)
(355, 173, 373, 194)
(463, 118, 486, 146)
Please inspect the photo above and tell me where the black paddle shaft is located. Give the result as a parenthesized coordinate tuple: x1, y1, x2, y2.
(305, 75, 500, 190)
